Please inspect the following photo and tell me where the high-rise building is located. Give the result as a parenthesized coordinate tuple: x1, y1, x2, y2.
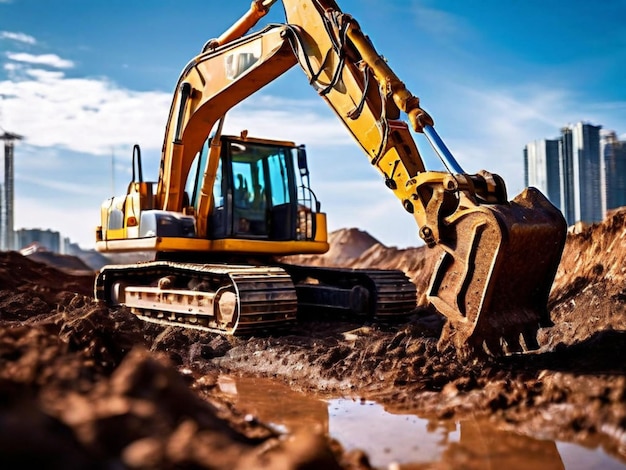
(1, 131, 22, 251)
(524, 139, 561, 208)
(600, 131, 626, 215)
(525, 122, 607, 227)
(567, 122, 603, 224)
(558, 127, 576, 226)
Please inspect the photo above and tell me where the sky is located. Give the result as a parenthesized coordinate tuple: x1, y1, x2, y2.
(1, 0, 625, 250)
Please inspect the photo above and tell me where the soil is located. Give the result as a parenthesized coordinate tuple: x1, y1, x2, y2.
(1, 210, 625, 469)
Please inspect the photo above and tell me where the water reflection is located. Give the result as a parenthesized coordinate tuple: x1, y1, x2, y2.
(328, 399, 566, 469)
(217, 375, 328, 434)
(216, 375, 625, 469)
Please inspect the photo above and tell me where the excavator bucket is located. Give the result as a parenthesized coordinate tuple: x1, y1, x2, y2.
(428, 187, 567, 358)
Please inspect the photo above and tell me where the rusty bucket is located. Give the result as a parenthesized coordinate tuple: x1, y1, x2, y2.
(428, 187, 567, 358)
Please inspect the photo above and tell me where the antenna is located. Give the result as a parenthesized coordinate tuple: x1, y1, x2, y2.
(111, 146, 115, 194)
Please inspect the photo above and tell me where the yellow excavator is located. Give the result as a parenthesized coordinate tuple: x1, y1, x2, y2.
(95, 0, 567, 357)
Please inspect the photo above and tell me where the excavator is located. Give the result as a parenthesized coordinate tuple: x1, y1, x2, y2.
(94, 0, 567, 357)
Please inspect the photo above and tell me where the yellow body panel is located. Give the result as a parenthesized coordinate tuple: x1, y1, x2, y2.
(96, 237, 328, 256)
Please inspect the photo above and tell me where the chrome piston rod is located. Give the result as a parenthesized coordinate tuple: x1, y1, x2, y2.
(422, 124, 464, 175)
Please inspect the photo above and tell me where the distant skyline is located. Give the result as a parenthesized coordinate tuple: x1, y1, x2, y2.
(525, 122, 611, 228)
(1, 0, 625, 248)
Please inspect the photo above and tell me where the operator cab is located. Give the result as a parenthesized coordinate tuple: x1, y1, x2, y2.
(96, 134, 328, 255)
(186, 134, 321, 242)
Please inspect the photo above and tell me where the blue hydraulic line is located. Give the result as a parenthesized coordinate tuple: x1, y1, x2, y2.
(422, 125, 464, 175)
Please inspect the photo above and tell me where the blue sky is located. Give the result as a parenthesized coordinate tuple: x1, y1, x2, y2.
(1, 0, 625, 249)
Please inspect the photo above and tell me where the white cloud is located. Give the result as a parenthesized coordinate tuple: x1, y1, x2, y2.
(25, 68, 65, 81)
(6, 52, 74, 69)
(1, 31, 36, 44)
(3, 62, 22, 72)
(0, 67, 351, 157)
(0, 71, 171, 153)
(225, 98, 352, 147)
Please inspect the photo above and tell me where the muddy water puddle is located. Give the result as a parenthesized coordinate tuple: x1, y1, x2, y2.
(217, 374, 625, 469)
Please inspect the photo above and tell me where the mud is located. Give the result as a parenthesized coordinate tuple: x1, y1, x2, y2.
(1, 210, 626, 468)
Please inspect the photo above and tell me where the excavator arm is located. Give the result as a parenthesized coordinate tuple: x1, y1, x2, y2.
(148, 0, 566, 356)
(278, 0, 568, 356)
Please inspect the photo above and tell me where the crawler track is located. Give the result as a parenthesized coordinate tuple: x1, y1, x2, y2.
(95, 261, 417, 335)
(95, 262, 298, 335)
(281, 264, 417, 318)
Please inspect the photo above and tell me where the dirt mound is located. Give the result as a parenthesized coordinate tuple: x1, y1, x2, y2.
(553, 206, 626, 294)
(0, 251, 94, 293)
(285, 227, 383, 267)
(0, 251, 94, 322)
(545, 207, 626, 349)
(0, 211, 625, 467)
(25, 251, 93, 273)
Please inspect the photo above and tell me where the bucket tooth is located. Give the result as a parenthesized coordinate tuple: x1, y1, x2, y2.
(429, 187, 567, 358)
(504, 334, 523, 354)
(522, 327, 540, 351)
(484, 335, 504, 357)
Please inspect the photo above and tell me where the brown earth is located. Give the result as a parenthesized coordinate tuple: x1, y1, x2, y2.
(1, 210, 625, 468)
